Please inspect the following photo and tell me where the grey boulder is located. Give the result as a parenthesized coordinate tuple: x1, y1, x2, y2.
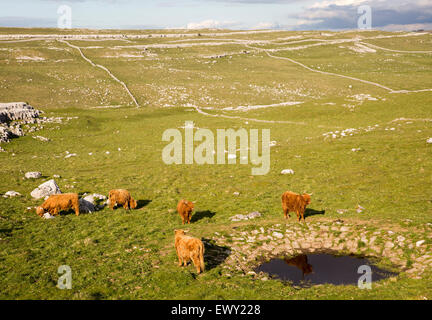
(31, 179, 61, 199)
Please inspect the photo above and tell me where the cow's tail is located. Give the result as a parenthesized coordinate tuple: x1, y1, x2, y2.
(199, 241, 205, 272)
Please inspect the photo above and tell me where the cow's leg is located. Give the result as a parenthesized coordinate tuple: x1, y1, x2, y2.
(123, 202, 129, 210)
(192, 255, 201, 274)
(283, 207, 290, 219)
(110, 201, 115, 210)
(301, 210, 305, 222)
(74, 205, 80, 216)
(296, 210, 300, 221)
(53, 208, 59, 216)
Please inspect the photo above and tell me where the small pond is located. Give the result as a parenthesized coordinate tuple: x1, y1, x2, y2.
(255, 253, 398, 287)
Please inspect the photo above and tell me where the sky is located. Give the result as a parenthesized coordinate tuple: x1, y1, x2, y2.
(0, 0, 431, 31)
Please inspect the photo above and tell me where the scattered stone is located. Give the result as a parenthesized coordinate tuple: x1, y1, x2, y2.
(230, 211, 262, 222)
(281, 169, 294, 175)
(416, 240, 425, 247)
(337, 209, 347, 214)
(356, 205, 365, 213)
(272, 232, 284, 239)
(30, 179, 61, 199)
(42, 212, 55, 219)
(33, 135, 50, 142)
(25, 171, 42, 179)
(53, 174, 61, 178)
(65, 153, 77, 159)
(233, 191, 240, 196)
(3, 190, 21, 198)
(427, 138, 432, 144)
(351, 148, 361, 152)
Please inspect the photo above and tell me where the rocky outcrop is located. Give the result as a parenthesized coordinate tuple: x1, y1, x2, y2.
(0, 102, 41, 145)
(0, 102, 40, 123)
(0, 126, 14, 143)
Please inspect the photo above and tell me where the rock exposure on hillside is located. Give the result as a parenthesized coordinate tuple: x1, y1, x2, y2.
(0, 102, 40, 123)
(0, 102, 41, 143)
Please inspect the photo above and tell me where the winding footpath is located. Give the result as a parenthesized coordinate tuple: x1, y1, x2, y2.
(360, 41, 432, 54)
(245, 43, 432, 94)
(58, 39, 141, 108)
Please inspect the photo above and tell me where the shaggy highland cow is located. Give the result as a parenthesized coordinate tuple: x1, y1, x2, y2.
(108, 189, 137, 210)
(281, 191, 312, 222)
(174, 229, 205, 274)
(36, 193, 80, 217)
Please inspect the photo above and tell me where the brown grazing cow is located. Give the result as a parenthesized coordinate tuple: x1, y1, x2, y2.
(176, 199, 194, 224)
(108, 189, 137, 210)
(36, 193, 80, 217)
(281, 191, 311, 221)
(174, 229, 205, 274)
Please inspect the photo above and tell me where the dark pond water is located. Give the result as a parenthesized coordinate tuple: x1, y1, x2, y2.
(255, 253, 398, 287)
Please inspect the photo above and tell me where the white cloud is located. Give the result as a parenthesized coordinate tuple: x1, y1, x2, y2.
(309, 0, 370, 9)
(380, 23, 432, 31)
(293, 0, 432, 30)
(186, 19, 238, 29)
(251, 22, 282, 29)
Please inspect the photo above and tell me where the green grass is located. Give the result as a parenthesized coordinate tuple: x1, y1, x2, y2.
(0, 28, 431, 300)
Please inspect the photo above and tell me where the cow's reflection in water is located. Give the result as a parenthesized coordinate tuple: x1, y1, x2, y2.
(284, 255, 313, 279)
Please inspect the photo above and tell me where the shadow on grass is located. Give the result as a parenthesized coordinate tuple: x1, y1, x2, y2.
(202, 238, 231, 271)
(191, 210, 216, 223)
(0, 228, 15, 236)
(136, 199, 152, 209)
(304, 208, 325, 219)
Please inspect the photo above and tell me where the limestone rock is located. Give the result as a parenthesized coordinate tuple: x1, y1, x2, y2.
(0, 126, 14, 143)
(30, 179, 61, 199)
(281, 169, 295, 175)
(0, 102, 40, 123)
(79, 198, 96, 213)
(3, 190, 21, 198)
(272, 232, 284, 239)
(230, 211, 262, 221)
(82, 193, 108, 210)
(25, 171, 42, 179)
(416, 240, 425, 247)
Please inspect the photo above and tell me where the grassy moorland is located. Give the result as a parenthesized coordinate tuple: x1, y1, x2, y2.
(0, 28, 431, 299)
